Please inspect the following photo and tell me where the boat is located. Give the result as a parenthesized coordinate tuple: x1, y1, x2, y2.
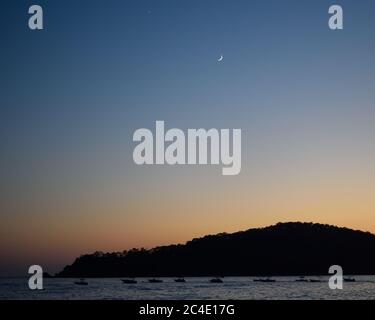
(148, 279, 163, 283)
(74, 278, 88, 285)
(210, 278, 223, 283)
(121, 279, 137, 284)
(174, 278, 186, 283)
(295, 277, 308, 282)
(344, 277, 356, 282)
(309, 279, 322, 283)
(253, 278, 276, 283)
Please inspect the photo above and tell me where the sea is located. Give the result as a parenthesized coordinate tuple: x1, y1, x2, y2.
(1, 276, 375, 300)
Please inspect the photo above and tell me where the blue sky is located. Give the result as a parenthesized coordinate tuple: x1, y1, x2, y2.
(1, 0, 375, 275)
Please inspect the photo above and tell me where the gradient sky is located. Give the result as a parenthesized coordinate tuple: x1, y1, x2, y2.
(1, 0, 375, 276)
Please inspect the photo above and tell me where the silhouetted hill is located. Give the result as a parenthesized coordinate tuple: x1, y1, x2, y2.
(56, 222, 375, 277)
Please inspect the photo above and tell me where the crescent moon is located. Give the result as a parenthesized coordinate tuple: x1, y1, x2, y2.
(217, 55, 223, 62)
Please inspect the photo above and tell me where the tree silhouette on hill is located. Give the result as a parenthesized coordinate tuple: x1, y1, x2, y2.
(56, 222, 375, 277)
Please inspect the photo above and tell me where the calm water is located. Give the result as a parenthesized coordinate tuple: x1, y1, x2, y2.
(1, 276, 375, 300)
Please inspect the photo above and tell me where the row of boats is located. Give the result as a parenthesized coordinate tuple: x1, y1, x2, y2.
(253, 277, 356, 283)
(74, 276, 356, 285)
(295, 276, 356, 283)
(124, 278, 186, 284)
(74, 278, 186, 285)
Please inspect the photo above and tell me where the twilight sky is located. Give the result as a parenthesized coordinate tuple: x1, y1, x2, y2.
(1, 0, 375, 276)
